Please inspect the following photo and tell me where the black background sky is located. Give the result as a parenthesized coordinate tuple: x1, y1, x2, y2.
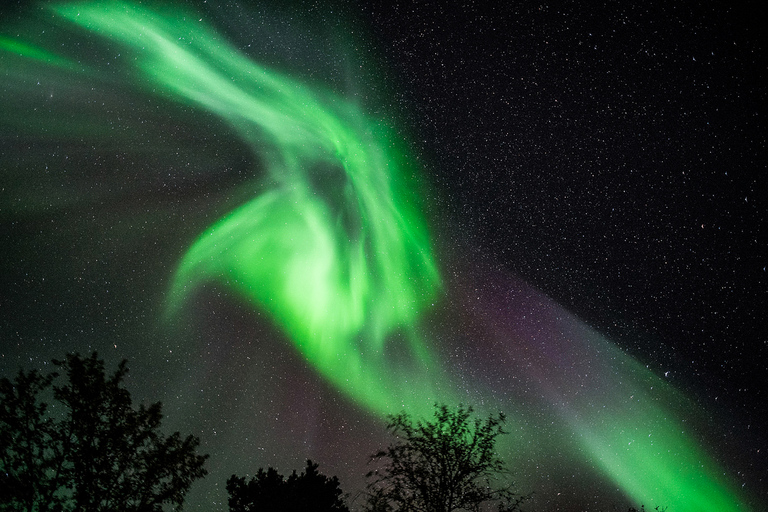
(365, 0, 767, 505)
(363, 0, 766, 436)
(1, 0, 766, 509)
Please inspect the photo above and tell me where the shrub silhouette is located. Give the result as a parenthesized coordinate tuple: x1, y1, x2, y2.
(227, 459, 349, 512)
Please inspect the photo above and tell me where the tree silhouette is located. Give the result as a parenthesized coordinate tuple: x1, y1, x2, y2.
(227, 459, 350, 512)
(365, 404, 528, 512)
(0, 352, 208, 511)
(0, 368, 62, 511)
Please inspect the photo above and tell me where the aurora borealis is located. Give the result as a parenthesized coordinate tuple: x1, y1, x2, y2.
(1, 1, 765, 511)
(47, 0, 447, 416)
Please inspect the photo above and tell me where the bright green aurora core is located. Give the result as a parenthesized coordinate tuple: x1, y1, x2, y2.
(50, 1, 449, 416)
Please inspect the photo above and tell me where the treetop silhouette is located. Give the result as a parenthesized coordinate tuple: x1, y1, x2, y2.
(365, 403, 529, 512)
(0, 352, 208, 512)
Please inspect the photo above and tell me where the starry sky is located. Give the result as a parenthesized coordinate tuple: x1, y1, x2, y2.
(1, 1, 765, 511)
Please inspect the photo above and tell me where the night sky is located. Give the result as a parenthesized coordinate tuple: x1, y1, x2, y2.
(1, 1, 765, 511)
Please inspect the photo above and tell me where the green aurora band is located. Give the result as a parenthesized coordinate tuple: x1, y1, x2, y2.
(50, 0, 451, 417)
(1, 2, 753, 510)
